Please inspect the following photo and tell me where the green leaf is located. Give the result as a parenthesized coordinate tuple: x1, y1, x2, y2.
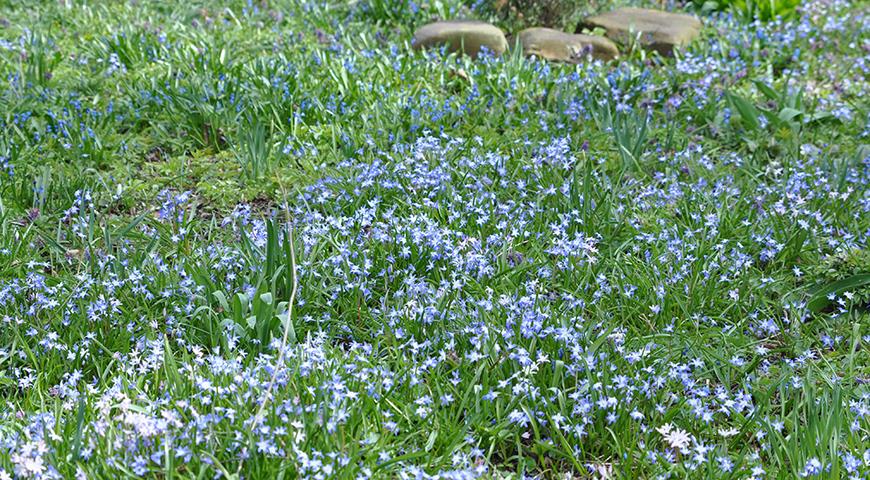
(727, 92, 761, 131)
(213, 291, 230, 313)
(232, 293, 248, 324)
(777, 107, 802, 123)
(259, 292, 273, 306)
(163, 336, 181, 392)
(114, 211, 150, 239)
(425, 429, 438, 452)
(753, 80, 780, 102)
(805, 111, 835, 124)
(277, 312, 297, 345)
(808, 273, 870, 312)
(70, 397, 87, 462)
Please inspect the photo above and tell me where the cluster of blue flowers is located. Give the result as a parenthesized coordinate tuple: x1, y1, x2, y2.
(0, 0, 867, 478)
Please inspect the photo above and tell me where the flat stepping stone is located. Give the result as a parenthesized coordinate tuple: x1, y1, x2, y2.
(516, 28, 618, 62)
(413, 20, 508, 58)
(579, 8, 701, 56)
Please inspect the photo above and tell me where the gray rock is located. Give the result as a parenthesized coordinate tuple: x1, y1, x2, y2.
(413, 20, 508, 58)
(516, 28, 619, 62)
(579, 8, 702, 56)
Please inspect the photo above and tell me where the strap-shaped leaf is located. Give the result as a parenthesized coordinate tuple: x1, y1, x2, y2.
(808, 273, 870, 312)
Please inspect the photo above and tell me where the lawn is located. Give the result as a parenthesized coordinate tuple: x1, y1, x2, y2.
(0, 0, 867, 478)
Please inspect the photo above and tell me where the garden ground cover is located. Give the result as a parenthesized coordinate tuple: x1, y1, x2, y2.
(0, 0, 868, 478)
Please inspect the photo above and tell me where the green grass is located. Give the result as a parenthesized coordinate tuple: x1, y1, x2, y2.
(0, 0, 867, 479)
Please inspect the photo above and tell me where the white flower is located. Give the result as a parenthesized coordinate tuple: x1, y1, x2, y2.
(12, 454, 45, 478)
(656, 423, 673, 435)
(657, 424, 692, 450)
(665, 428, 692, 450)
(719, 427, 739, 437)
